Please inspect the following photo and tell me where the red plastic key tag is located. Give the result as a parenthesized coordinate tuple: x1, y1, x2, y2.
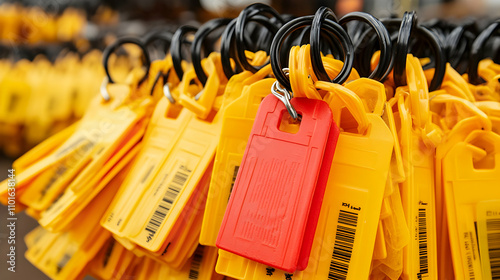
(216, 93, 336, 272)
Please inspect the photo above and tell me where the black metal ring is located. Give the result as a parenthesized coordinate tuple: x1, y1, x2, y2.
(393, 11, 417, 88)
(270, 15, 353, 91)
(414, 25, 446, 91)
(235, 3, 284, 73)
(468, 20, 500, 85)
(143, 31, 173, 56)
(310, 7, 354, 85)
(170, 25, 198, 80)
(339, 11, 392, 81)
(102, 36, 151, 84)
(221, 16, 280, 79)
(190, 18, 231, 85)
(447, 25, 476, 72)
(221, 19, 240, 79)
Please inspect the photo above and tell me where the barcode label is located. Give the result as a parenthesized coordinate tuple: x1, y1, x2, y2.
(487, 218, 500, 279)
(145, 165, 191, 241)
(417, 207, 429, 278)
(329, 209, 358, 280)
(140, 164, 155, 184)
(103, 239, 115, 267)
(189, 246, 204, 279)
(56, 252, 73, 273)
(464, 231, 476, 280)
(228, 166, 239, 201)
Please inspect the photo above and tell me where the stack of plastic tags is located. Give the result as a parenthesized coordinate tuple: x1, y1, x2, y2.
(0, 38, 163, 221)
(214, 7, 390, 278)
(0, 50, 114, 157)
(394, 55, 440, 280)
(0, 4, 86, 44)
(23, 159, 132, 280)
(89, 238, 137, 280)
(101, 19, 236, 279)
(429, 20, 500, 280)
(4, 4, 500, 279)
(201, 5, 292, 252)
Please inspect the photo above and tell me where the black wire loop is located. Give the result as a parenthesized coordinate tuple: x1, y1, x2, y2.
(393, 11, 417, 88)
(143, 31, 173, 57)
(102, 36, 151, 85)
(468, 20, 500, 85)
(235, 3, 284, 73)
(310, 7, 354, 85)
(339, 11, 392, 81)
(270, 15, 354, 92)
(191, 18, 231, 85)
(170, 25, 198, 80)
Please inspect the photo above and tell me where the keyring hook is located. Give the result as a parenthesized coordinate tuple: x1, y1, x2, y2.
(170, 25, 198, 80)
(101, 36, 151, 101)
(191, 18, 232, 85)
(271, 69, 300, 121)
(468, 20, 500, 85)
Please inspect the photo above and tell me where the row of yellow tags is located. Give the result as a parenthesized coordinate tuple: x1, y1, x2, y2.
(0, 4, 87, 44)
(1, 43, 500, 280)
(0, 49, 143, 157)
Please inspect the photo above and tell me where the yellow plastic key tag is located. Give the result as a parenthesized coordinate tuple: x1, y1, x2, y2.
(154, 162, 213, 266)
(25, 168, 117, 280)
(396, 55, 440, 280)
(39, 142, 140, 232)
(156, 245, 223, 280)
(397, 90, 439, 280)
(443, 130, 500, 280)
(121, 111, 221, 252)
(109, 70, 227, 253)
(178, 53, 227, 119)
(299, 81, 393, 280)
(433, 63, 475, 102)
(0, 121, 78, 205)
(434, 116, 488, 280)
(95, 238, 136, 280)
(101, 97, 193, 237)
(16, 84, 147, 212)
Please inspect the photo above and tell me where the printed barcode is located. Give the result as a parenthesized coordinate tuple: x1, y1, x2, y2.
(328, 209, 358, 280)
(189, 246, 204, 279)
(228, 166, 239, 202)
(103, 239, 115, 267)
(487, 218, 500, 279)
(417, 208, 429, 278)
(144, 165, 191, 241)
(140, 164, 155, 184)
(56, 252, 72, 273)
(465, 231, 476, 280)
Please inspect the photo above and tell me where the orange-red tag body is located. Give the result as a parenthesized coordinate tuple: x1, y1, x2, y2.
(216, 94, 336, 272)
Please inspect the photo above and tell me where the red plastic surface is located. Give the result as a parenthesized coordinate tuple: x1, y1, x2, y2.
(216, 94, 334, 272)
(297, 115, 340, 270)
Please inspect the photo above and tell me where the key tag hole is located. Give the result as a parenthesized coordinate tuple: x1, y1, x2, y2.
(279, 110, 302, 134)
(165, 102, 183, 119)
(469, 138, 496, 170)
(337, 107, 366, 134)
